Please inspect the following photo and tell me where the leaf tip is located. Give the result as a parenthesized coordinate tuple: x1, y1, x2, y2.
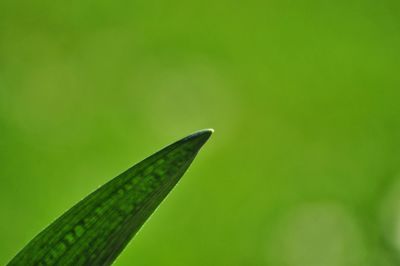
(183, 128, 214, 149)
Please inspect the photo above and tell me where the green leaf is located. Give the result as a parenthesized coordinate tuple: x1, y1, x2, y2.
(8, 129, 213, 266)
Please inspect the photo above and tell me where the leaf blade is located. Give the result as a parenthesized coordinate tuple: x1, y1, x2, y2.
(8, 129, 213, 266)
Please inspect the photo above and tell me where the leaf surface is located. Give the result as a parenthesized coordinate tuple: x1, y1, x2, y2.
(8, 129, 213, 266)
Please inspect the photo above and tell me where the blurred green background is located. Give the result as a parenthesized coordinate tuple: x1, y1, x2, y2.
(1, 0, 400, 265)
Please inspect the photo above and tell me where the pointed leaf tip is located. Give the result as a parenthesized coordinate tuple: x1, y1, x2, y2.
(181, 128, 214, 148)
